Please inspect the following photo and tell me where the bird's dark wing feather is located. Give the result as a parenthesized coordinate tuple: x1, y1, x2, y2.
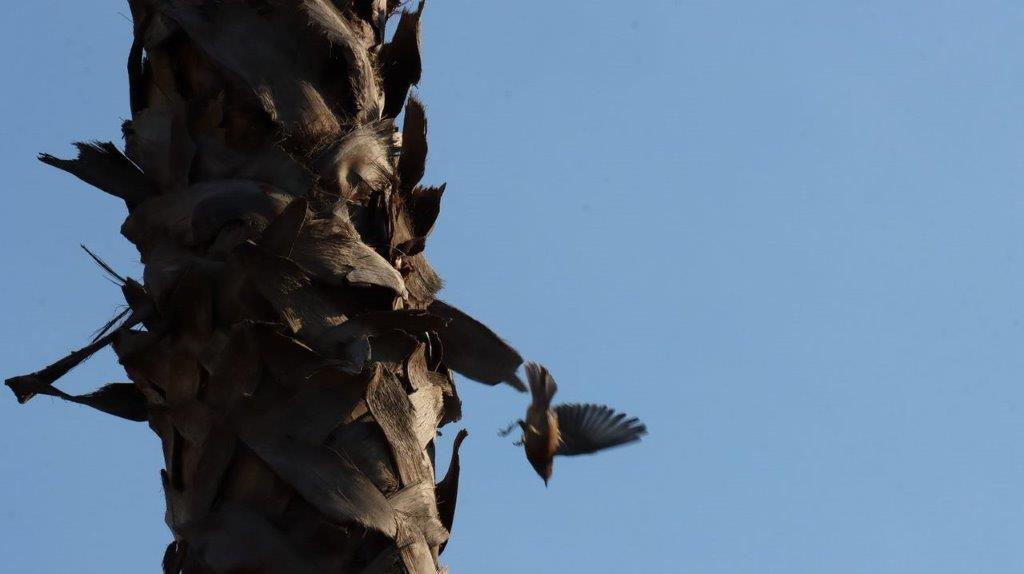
(554, 403, 647, 456)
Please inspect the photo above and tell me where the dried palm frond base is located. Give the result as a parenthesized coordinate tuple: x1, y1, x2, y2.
(6, 1, 524, 572)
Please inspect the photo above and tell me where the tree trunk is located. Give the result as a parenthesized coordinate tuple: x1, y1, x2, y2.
(6, 1, 526, 572)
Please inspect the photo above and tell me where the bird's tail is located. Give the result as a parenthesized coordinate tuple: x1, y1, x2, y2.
(524, 362, 558, 409)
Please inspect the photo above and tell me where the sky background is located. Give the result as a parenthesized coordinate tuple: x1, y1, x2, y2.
(2, 1, 1024, 572)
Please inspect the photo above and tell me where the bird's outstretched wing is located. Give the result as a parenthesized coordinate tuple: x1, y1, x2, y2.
(554, 403, 647, 456)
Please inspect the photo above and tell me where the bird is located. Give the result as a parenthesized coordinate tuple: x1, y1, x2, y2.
(500, 362, 647, 485)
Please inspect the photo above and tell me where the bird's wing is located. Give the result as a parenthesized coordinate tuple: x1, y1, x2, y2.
(554, 403, 647, 456)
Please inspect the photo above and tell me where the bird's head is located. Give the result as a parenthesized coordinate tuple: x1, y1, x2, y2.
(529, 457, 553, 486)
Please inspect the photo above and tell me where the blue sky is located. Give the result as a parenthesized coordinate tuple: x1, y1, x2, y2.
(3, 1, 1024, 572)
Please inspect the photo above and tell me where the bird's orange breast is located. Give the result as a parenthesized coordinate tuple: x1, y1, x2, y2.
(523, 407, 559, 461)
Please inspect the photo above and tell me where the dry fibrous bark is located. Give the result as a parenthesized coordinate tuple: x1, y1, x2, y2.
(6, 1, 524, 571)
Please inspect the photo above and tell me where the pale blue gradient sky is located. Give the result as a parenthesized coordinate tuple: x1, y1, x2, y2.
(4, 1, 1024, 572)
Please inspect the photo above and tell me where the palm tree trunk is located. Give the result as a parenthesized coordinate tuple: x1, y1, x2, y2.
(6, 1, 526, 571)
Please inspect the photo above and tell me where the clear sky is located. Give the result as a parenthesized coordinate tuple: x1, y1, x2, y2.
(3, 1, 1024, 572)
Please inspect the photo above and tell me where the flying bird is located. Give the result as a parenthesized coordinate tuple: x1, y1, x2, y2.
(500, 362, 647, 484)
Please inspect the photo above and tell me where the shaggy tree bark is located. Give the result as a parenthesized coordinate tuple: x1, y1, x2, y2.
(6, 1, 525, 572)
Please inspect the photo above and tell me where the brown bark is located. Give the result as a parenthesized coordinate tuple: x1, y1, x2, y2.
(7, 1, 524, 571)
